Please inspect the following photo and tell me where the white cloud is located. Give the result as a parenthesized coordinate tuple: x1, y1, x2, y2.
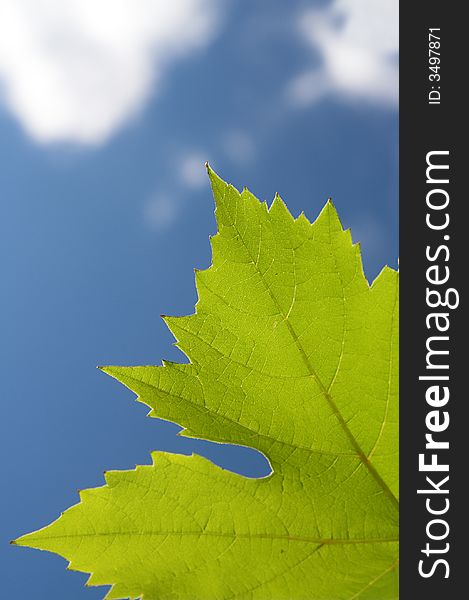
(144, 194, 178, 231)
(0, 0, 221, 144)
(289, 0, 398, 108)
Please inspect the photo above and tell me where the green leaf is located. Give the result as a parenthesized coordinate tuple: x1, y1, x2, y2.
(15, 168, 399, 599)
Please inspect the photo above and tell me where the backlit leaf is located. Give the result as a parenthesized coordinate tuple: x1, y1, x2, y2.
(15, 168, 399, 599)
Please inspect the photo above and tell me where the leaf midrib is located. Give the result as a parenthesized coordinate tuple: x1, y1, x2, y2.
(219, 188, 399, 511)
(20, 530, 399, 545)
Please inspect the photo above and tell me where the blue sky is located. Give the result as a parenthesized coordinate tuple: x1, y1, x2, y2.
(1, 1, 398, 598)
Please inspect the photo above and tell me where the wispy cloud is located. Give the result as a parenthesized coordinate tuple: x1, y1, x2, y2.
(349, 214, 386, 254)
(221, 130, 256, 165)
(143, 194, 179, 231)
(0, 0, 223, 145)
(180, 152, 210, 189)
(288, 0, 398, 109)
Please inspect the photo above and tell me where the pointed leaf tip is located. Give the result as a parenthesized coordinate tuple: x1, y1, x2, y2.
(207, 165, 225, 191)
(11, 533, 30, 547)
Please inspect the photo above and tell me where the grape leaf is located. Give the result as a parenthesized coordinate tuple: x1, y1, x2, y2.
(15, 168, 399, 599)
